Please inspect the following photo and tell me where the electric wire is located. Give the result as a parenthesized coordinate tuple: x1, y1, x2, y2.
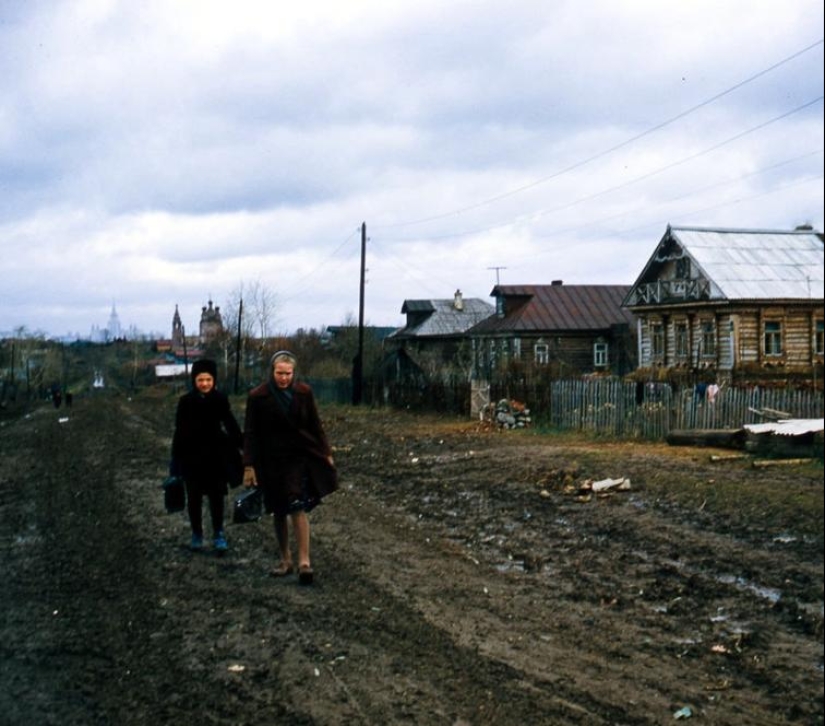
(378, 97, 824, 243)
(373, 39, 824, 231)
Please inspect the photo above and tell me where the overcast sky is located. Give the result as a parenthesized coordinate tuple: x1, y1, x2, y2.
(1, 0, 823, 339)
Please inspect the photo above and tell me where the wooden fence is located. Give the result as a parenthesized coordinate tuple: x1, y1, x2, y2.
(372, 377, 823, 441)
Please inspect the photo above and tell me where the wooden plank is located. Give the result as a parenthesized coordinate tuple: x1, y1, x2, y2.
(666, 429, 746, 448)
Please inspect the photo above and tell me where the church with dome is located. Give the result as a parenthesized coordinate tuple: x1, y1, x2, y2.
(157, 299, 225, 356)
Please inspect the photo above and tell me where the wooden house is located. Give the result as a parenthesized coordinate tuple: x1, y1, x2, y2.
(623, 225, 824, 384)
(468, 281, 638, 378)
(383, 290, 494, 380)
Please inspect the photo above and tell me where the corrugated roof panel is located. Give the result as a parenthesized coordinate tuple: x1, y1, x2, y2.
(745, 419, 824, 436)
(396, 298, 494, 338)
(671, 227, 823, 300)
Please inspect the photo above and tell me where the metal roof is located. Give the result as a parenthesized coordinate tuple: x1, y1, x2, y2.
(471, 284, 635, 333)
(401, 300, 435, 314)
(662, 226, 823, 301)
(744, 419, 824, 436)
(389, 297, 494, 338)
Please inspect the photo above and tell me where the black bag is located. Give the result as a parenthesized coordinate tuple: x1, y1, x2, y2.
(223, 444, 244, 489)
(233, 487, 263, 524)
(162, 475, 186, 513)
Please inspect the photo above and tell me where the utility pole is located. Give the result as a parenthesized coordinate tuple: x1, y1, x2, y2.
(181, 325, 189, 383)
(234, 297, 243, 394)
(353, 222, 366, 405)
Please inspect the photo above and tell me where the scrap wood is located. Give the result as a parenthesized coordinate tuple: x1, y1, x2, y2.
(577, 477, 631, 494)
(710, 453, 750, 462)
(748, 406, 793, 421)
(752, 457, 816, 468)
(591, 476, 631, 492)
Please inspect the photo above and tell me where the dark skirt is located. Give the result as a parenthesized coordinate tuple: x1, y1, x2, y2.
(260, 456, 338, 517)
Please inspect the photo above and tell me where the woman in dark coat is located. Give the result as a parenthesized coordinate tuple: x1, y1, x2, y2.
(243, 351, 338, 584)
(171, 359, 243, 552)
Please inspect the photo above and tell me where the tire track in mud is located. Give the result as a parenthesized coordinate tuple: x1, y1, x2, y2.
(324, 422, 823, 725)
(1, 400, 221, 725)
(2, 395, 822, 725)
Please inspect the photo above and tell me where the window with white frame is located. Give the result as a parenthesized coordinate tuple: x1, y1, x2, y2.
(512, 337, 522, 359)
(593, 341, 608, 367)
(534, 342, 549, 365)
(815, 320, 824, 356)
(675, 323, 689, 358)
(650, 322, 664, 359)
(700, 320, 716, 357)
(764, 321, 782, 356)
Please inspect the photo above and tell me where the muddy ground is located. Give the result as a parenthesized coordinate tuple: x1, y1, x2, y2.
(1, 389, 822, 725)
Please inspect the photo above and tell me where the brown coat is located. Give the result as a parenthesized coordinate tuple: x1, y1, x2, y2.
(243, 380, 338, 514)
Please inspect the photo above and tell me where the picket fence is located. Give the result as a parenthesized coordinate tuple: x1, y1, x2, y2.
(372, 377, 823, 441)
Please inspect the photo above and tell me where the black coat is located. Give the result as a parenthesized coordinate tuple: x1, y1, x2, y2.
(171, 388, 243, 493)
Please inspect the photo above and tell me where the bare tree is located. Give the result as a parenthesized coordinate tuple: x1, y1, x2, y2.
(224, 279, 279, 345)
(222, 279, 279, 390)
(248, 279, 278, 342)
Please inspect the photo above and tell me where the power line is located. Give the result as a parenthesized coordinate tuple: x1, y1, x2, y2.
(277, 227, 361, 303)
(373, 39, 824, 231)
(501, 171, 825, 277)
(378, 97, 823, 243)
(369, 163, 823, 286)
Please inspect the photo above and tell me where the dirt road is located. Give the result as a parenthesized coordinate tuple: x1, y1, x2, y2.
(1, 391, 822, 725)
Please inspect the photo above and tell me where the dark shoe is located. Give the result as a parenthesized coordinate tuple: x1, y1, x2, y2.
(213, 532, 228, 552)
(298, 564, 314, 585)
(270, 562, 294, 578)
(190, 533, 204, 551)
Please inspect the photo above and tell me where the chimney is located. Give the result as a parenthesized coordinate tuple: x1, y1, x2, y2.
(551, 280, 563, 286)
(454, 289, 464, 311)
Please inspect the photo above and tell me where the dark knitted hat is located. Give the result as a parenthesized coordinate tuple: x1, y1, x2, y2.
(191, 359, 217, 381)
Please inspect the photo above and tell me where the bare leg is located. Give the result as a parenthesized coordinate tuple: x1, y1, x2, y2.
(291, 511, 311, 569)
(273, 514, 292, 570)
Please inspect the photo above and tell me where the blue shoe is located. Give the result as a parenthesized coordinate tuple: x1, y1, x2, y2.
(190, 533, 204, 551)
(213, 532, 228, 552)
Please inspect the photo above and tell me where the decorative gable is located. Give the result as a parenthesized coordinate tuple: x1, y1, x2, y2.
(625, 231, 713, 307)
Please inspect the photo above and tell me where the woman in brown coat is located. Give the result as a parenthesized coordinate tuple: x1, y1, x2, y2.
(242, 351, 338, 584)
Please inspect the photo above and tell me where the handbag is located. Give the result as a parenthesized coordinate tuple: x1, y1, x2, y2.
(233, 487, 263, 524)
(161, 475, 186, 513)
(223, 444, 244, 489)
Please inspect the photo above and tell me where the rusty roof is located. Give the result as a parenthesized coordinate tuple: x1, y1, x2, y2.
(470, 284, 635, 334)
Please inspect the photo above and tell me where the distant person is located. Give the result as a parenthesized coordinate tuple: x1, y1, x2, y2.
(242, 351, 338, 584)
(170, 359, 243, 553)
(65, 392, 73, 408)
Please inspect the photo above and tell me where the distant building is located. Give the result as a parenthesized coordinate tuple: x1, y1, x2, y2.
(107, 303, 122, 339)
(156, 301, 213, 358)
(199, 299, 224, 345)
(172, 305, 184, 349)
(90, 302, 123, 342)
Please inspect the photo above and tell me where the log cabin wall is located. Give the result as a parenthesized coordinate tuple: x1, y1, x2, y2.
(635, 304, 824, 378)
